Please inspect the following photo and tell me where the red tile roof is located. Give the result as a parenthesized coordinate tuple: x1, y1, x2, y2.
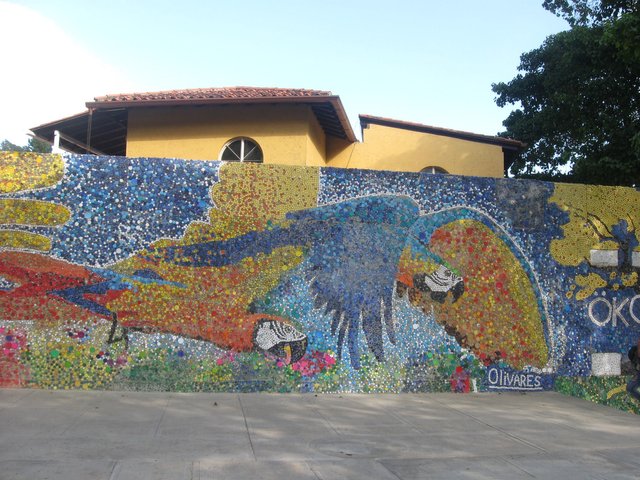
(92, 87, 333, 104)
(359, 114, 525, 150)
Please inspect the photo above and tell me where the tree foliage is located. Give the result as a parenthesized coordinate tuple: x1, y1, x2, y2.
(493, 0, 640, 186)
(0, 137, 52, 154)
(543, 0, 638, 25)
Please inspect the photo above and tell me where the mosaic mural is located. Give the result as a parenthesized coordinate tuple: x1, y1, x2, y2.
(1, 152, 639, 396)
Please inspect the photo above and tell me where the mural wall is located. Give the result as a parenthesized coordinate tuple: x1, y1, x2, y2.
(1, 152, 639, 395)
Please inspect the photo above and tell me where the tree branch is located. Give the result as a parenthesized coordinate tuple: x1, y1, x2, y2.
(564, 202, 616, 241)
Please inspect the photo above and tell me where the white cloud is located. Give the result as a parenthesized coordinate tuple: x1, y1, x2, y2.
(0, 2, 133, 145)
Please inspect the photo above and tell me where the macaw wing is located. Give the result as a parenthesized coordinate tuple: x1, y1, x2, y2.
(405, 207, 550, 369)
(284, 196, 420, 368)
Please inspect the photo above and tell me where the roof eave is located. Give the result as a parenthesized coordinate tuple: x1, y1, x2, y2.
(359, 114, 525, 150)
(86, 95, 356, 143)
(30, 110, 91, 132)
(30, 108, 128, 156)
(327, 97, 356, 143)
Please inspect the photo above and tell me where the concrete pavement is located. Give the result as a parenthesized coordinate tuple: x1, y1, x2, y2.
(1, 389, 639, 479)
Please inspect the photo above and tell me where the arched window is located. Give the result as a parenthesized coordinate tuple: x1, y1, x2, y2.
(219, 137, 263, 163)
(421, 166, 448, 174)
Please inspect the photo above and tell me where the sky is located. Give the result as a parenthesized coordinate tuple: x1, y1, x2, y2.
(0, 1, 569, 145)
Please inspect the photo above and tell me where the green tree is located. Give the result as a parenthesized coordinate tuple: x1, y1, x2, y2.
(0, 137, 52, 153)
(492, 0, 640, 186)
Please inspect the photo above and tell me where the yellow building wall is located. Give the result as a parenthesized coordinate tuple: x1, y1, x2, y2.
(126, 105, 505, 177)
(126, 104, 326, 167)
(326, 123, 505, 178)
(305, 110, 326, 167)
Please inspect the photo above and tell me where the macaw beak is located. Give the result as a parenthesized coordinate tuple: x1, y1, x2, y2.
(412, 269, 465, 304)
(264, 337, 307, 364)
(283, 344, 292, 364)
(253, 319, 308, 364)
(451, 279, 465, 303)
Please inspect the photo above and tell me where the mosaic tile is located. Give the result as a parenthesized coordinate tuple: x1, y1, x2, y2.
(1, 153, 639, 401)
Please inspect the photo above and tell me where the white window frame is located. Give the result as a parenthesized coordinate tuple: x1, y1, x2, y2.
(218, 137, 263, 163)
(421, 166, 448, 174)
